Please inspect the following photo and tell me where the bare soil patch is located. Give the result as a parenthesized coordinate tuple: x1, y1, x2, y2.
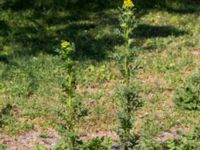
(0, 129, 60, 150)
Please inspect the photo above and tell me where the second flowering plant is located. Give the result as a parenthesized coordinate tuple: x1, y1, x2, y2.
(57, 40, 88, 149)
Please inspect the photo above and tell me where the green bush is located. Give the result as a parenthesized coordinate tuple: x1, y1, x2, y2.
(77, 64, 113, 86)
(54, 137, 112, 150)
(174, 71, 200, 110)
(79, 137, 112, 150)
(164, 127, 200, 150)
(0, 144, 7, 150)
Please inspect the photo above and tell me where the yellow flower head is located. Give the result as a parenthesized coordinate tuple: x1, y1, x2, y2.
(123, 0, 134, 8)
(61, 41, 70, 48)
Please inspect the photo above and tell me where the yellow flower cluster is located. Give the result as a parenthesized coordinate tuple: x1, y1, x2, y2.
(123, 0, 134, 8)
(61, 41, 70, 48)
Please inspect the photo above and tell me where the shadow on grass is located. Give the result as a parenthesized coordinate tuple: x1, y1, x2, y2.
(5, 19, 122, 61)
(133, 24, 187, 38)
(0, 1, 194, 62)
(165, 6, 200, 14)
(0, 5, 121, 61)
(164, 0, 200, 14)
(0, 104, 13, 127)
(0, 20, 11, 36)
(56, 22, 122, 60)
(0, 21, 11, 64)
(134, 0, 200, 17)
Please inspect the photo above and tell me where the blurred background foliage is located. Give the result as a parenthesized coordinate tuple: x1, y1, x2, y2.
(0, 0, 200, 10)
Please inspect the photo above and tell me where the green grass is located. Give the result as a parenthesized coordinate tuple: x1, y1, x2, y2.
(1, 1, 200, 148)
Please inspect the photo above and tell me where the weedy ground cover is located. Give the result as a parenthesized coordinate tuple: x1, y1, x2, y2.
(1, 0, 200, 149)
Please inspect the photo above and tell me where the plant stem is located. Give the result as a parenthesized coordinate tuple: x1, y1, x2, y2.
(124, 26, 130, 86)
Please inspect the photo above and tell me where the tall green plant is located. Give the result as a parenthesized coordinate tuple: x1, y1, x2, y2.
(118, 0, 138, 85)
(57, 41, 112, 150)
(115, 1, 143, 149)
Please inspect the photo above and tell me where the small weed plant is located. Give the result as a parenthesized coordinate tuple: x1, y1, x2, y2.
(79, 137, 112, 150)
(0, 144, 7, 150)
(57, 40, 87, 149)
(164, 127, 200, 150)
(116, 85, 143, 149)
(174, 70, 200, 110)
(77, 64, 113, 86)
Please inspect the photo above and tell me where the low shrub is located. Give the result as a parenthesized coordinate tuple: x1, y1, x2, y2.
(174, 71, 200, 110)
(54, 137, 112, 150)
(164, 127, 200, 150)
